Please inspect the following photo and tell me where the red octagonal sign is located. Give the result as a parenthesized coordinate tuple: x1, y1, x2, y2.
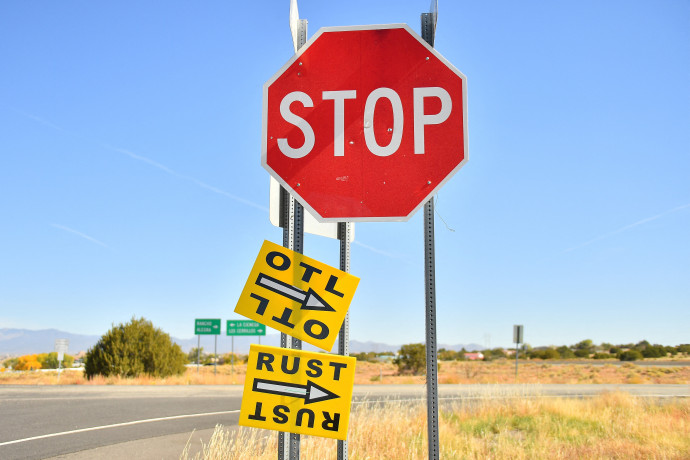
(262, 24, 468, 222)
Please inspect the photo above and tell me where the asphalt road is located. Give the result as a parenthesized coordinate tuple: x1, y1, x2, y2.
(1, 384, 688, 460)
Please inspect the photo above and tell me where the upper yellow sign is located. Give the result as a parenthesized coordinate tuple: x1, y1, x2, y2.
(239, 344, 356, 440)
(235, 240, 359, 351)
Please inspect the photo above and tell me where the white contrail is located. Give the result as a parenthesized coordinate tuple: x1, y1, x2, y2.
(103, 145, 268, 212)
(15, 110, 268, 212)
(51, 224, 109, 248)
(563, 203, 690, 253)
(12, 109, 68, 133)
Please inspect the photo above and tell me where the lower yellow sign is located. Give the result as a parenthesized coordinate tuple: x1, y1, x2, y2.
(239, 344, 356, 441)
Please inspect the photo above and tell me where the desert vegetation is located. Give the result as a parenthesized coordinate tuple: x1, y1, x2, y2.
(83, 317, 187, 379)
(180, 391, 690, 459)
(2, 359, 689, 386)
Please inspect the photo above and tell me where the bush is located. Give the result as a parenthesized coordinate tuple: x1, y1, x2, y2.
(352, 351, 379, 362)
(2, 357, 19, 369)
(14, 355, 42, 370)
(394, 343, 426, 375)
(188, 347, 203, 364)
(484, 348, 507, 360)
(556, 346, 576, 359)
(592, 353, 612, 360)
(438, 348, 459, 361)
(84, 317, 187, 379)
(574, 349, 591, 358)
(37, 352, 74, 369)
(618, 350, 643, 362)
(528, 348, 560, 360)
(641, 345, 666, 358)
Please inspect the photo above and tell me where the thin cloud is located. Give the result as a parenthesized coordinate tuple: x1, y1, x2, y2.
(15, 110, 268, 212)
(11, 109, 68, 133)
(51, 224, 109, 248)
(563, 203, 690, 253)
(103, 144, 268, 212)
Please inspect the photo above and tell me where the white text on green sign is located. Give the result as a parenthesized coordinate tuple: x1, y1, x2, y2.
(227, 320, 266, 336)
(195, 318, 221, 335)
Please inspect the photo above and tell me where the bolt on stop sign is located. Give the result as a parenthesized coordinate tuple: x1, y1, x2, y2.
(262, 24, 468, 222)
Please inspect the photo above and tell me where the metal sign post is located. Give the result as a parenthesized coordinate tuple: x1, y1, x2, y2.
(54, 339, 69, 382)
(337, 222, 351, 460)
(227, 320, 266, 381)
(194, 319, 221, 374)
(421, 6, 440, 459)
(280, 3, 307, 459)
(513, 325, 524, 380)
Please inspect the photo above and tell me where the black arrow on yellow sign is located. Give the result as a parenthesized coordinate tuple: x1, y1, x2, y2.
(255, 274, 335, 312)
(252, 378, 340, 404)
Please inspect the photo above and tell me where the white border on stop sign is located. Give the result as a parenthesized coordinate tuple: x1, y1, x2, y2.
(261, 23, 468, 223)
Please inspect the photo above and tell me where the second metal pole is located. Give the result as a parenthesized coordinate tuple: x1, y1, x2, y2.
(424, 198, 440, 460)
(422, 10, 440, 460)
(515, 345, 519, 381)
(337, 222, 351, 460)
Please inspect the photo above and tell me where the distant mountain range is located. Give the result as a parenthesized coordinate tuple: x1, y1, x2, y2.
(0, 328, 484, 358)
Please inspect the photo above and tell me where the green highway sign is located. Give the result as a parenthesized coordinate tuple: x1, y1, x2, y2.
(195, 318, 221, 335)
(227, 320, 266, 336)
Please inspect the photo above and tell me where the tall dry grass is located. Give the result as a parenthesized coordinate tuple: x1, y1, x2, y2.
(180, 392, 690, 460)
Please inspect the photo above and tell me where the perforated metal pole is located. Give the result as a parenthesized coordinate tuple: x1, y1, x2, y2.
(289, 198, 304, 460)
(422, 11, 440, 460)
(278, 184, 292, 460)
(278, 16, 308, 459)
(337, 222, 351, 460)
(515, 344, 519, 380)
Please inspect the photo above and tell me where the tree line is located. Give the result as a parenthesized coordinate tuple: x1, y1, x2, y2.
(380, 340, 690, 375)
(4, 318, 687, 380)
(2, 352, 75, 371)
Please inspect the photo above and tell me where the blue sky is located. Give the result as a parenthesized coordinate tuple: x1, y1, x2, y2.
(1, 1, 688, 349)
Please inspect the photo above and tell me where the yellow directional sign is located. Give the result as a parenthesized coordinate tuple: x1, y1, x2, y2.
(239, 344, 356, 440)
(234, 240, 359, 351)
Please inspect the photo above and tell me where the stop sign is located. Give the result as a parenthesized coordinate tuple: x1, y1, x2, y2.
(262, 24, 467, 222)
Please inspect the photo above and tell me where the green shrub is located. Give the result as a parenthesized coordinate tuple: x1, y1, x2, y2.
(556, 346, 576, 359)
(84, 317, 187, 379)
(618, 349, 643, 362)
(37, 352, 74, 369)
(2, 357, 19, 369)
(529, 348, 561, 360)
(394, 343, 426, 375)
(641, 345, 666, 358)
(592, 353, 612, 360)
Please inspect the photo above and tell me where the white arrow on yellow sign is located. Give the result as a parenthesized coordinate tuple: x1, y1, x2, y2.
(239, 344, 356, 440)
(234, 240, 359, 351)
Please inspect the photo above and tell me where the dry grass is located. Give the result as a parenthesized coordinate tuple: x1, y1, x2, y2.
(180, 392, 690, 460)
(2, 360, 689, 385)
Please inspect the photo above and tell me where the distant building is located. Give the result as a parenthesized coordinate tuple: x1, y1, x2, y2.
(465, 352, 484, 361)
